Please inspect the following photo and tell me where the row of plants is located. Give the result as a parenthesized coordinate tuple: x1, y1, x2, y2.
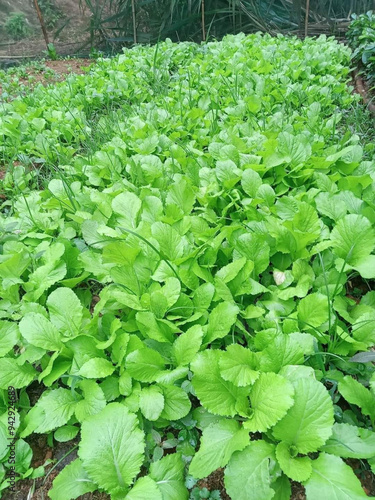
(0, 33, 375, 499)
(348, 10, 375, 85)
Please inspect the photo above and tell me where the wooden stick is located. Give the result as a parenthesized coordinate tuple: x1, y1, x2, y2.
(304, 0, 310, 38)
(33, 0, 50, 48)
(202, 0, 206, 41)
(131, 0, 137, 44)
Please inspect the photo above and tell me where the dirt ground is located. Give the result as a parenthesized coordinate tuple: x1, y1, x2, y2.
(0, 0, 92, 59)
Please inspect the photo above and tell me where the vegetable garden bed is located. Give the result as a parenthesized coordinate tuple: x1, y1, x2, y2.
(0, 33, 375, 500)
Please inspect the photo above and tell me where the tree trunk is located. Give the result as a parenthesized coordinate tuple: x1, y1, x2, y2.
(33, 0, 49, 48)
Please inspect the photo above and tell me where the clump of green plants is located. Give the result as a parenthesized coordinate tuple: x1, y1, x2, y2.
(347, 10, 375, 82)
(38, 0, 63, 28)
(4, 12, 31, 40)
(0, 33, 374, 500)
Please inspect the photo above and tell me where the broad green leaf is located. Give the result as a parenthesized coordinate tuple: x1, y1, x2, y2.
(216, 257, 247, 283)
(79, 403, 144, 496)
(204, 301, 239, 344)
(189, 420, 249, 479)
(0, 358, 36, 389)
(112, 192, 141, 229)
(271, 475, 292, 500)
(150, 453, 188, 500)
(241, 169, 262, 198)
(297, 293, 329, 328)
(47, 288, 83, 337)
(219, 344, 259, 387)
(304, 453, 369, 499)
(34, 388, 78, 433)
(172, 325, 203, 366)
(243, 372, 294, 432)
(54, 425, 79, 443)
(338, 376, 375, 421)
(151, 222, 185, 261)
(75, 380, 106, 423)
(50, 459, 96, 500)
(273, 378, 334, 453)
(139, 385, 165, 421)
(225, 441, 275, 500)
(125, 477, 162, 500)
(321, 423, 375, 458)
(19, 313, 62, 351)
(191, 350, 248, 416)
(126, 348, 165, 382)
(260, 333, 314, 372)
(78, 358, 115, 379)
(330, 214, 375, 266)
(160, 385, 191, 420)
(234, 233, 270, 275)
(275, 442, 312, 482)
(0, 321, 19, 356)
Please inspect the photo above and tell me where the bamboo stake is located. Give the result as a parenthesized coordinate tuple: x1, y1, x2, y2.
(304, 0, 310, 38)
(131, 0, 137, 44)
(33, 0, 50, 48)
(202, 0, 206, 41)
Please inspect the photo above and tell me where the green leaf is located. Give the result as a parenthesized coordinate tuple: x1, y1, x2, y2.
(271, 475, 292, 500)
(172, 325, 203, 366)
(126, 348, 165, 382)
(47, 287, 83, 337)
(0, 321, 19, 356)
(204, 301, 239, 344)
(75, 380, 106, 423)
(78, 358, 115, 379)
(330, 214, 375, 266)
(304, 453, 369, 499)
(273, 378, 334, 453)
(151, 222, 185, 261)
(191, 350, 248, 417)
(112, 192, 142, 229)
(50, 459, 96, 500)
(219, 344, 259, 387)
(19, 313, 62, 351)
(160, 385, 191, 420)
(79, 403, 145, 496)
(139, 385, 165, 421)
(260, 333, 314, 372)
(297, 293, 329, 328)
(338, 376, 375, 421)
(275, 442, 312, 482)
(125, 477, 162, 500)
(225, 441, 275, 500)
(150, 453, 188, 500)
(321, 423, 375, 458)
(34, 388, 78, 433)
(54, 425, 79, 443)
(243, 373, 294, 432)
(189, 420, 249, 479)
(0, 358, 36, 389)
(241, 169, 262, 198)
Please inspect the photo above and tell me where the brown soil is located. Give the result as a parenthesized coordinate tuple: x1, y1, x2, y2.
(353, 70, 375, 116)
(0, 58, 93, 97)
(198, 468, 231, 500)
(0, 0, 92, 59)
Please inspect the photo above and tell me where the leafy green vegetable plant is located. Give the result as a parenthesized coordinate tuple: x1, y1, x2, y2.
(0, 32, 374, 499)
